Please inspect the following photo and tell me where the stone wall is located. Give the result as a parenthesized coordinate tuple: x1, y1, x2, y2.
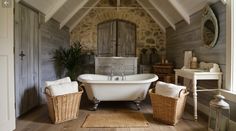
(70, 3, 165, 58)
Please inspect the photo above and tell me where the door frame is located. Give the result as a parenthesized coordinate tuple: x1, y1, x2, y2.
(0, 0, 15, 130)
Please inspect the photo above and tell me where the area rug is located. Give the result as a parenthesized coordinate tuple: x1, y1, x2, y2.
(82, 112, 149, 128)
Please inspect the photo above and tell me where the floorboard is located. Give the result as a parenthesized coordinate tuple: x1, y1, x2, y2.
(14, 101, 208, 131)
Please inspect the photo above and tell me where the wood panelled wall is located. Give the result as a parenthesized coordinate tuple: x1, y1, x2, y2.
(15, 3, 40, 117)
(39, 19, 70, 103)
(166, 1, 226, 91)
(165, 2, 236, 121)
(166, 2, 226, 76)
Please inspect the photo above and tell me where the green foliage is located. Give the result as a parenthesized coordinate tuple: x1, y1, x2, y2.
(141, 48, 148, 54)
(150, 47, 157, 54)
(52, 41, 84, 80)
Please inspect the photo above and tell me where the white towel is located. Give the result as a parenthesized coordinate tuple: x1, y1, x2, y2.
(155, 81, 186, 99)
(45, 77, 71, 87)
(46, 81, 78, 96)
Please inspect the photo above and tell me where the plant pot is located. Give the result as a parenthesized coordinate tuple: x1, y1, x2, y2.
(140, 54, 149, 65)
(150, 53, 159, 64)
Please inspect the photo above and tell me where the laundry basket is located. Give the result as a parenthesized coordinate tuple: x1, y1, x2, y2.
(45, 87, 83, 124)
(149, 88, 189, 125)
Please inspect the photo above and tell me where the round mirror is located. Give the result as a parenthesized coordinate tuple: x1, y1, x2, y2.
(201, 6, 219, 48)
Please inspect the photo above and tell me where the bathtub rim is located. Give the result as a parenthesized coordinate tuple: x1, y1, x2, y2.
(77, 73, 158, 84)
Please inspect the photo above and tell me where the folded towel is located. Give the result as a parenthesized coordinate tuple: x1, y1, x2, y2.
(155, 81, 186, 99)
(45, 77, 71, 87)
(46, 81, 78, 96)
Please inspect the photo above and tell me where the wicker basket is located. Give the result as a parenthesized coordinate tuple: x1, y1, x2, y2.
(45, 87, 83, 124)
(149, 88, 189, 125)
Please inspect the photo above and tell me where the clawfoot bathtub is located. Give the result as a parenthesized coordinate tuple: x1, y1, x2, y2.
(77, 74, 158, 110)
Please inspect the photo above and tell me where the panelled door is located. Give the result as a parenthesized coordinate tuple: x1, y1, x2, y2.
(97, 20, 136, 57)
(14, 3, 39, 117)
(0, 0, 16, 130)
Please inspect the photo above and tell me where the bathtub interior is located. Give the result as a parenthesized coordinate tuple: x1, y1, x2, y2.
(125, 74, 157, 81)
(78, 74, 109, 81)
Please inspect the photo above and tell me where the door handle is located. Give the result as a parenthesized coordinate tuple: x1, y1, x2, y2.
(19, 51, 26, 60)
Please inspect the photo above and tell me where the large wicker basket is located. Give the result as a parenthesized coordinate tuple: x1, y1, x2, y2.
(45, 87, 83, 124)
(149, 88, 189, 125)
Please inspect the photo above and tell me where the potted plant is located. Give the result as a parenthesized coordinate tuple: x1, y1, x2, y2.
(52, 41, 84, 80)
(140, 48, 149, 65)
(150, 47, 159, 64)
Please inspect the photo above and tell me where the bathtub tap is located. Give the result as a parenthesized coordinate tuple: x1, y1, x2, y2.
(109, 69, 114, 80)
(121, 72, 125, 80)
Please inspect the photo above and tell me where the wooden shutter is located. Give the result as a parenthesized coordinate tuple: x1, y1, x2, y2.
(97, 20, 116, 56)
(117, 20, 136, 57)
(97, 20, 136, 57)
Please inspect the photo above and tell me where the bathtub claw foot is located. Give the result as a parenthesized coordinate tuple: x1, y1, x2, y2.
(135, 102, 141, 110)
(90, 97, 100, 111)
(134, 97, 142, 110)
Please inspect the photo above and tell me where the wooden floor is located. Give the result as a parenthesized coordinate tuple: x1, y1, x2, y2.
(15, 100, 208, 131)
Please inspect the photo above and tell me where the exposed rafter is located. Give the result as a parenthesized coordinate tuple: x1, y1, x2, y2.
(15, 0, 21, 3)
(149, 0, 176, 30)
(137, 0, 166, 32)
(221, 0, 227, 5)
(45, 0, 68, 22)
(69, 0, 100, 32)
(60, 0, 89, 29)
(168, 0, 190, 24)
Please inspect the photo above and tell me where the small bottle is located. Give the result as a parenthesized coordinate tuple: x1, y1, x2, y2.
(190, 57, 198, 69)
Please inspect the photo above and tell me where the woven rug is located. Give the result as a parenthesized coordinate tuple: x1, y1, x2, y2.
(82, 112, 149, 128)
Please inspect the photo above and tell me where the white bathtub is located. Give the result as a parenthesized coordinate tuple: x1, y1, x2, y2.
(77, 73, 158, 110)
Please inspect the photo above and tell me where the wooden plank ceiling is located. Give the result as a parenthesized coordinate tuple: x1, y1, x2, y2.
(16, 0, 225, 32)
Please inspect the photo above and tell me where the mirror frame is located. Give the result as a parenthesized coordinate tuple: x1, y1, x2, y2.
(201, 5, 219, 48)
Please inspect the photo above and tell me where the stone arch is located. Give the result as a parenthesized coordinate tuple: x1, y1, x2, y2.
(71, 8, 166, 57)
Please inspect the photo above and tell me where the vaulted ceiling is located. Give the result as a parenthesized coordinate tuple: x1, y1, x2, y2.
(16, 0, 226, 32)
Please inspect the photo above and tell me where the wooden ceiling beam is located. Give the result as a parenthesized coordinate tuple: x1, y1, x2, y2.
(69, 0, 100, 32)
(221, 0, 227, 5)
(45, 0, 68, 22)
(168, 0, 190, 24)
(60, 0, 89, 29)
(149, 0, 176, 30)
(15, 0, 21, 3)
(137, 0, 166, 33)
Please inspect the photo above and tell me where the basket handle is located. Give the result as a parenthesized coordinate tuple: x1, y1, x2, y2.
(44, 87, 52, 96)
(80, 83, 85, 88)
(178, 89, 187, 98)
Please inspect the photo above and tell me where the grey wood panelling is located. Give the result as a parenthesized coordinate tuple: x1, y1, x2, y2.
(39, 19, 70, 103)
(166, 1, 230, 118)
(95, 57, 138, 75)
(166, 2, 226, 86)
(14, 3, 40, 117)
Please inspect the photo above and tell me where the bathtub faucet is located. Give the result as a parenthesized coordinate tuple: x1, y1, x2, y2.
(109, 69, 114, 80)
(121, 72, 126, 80)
